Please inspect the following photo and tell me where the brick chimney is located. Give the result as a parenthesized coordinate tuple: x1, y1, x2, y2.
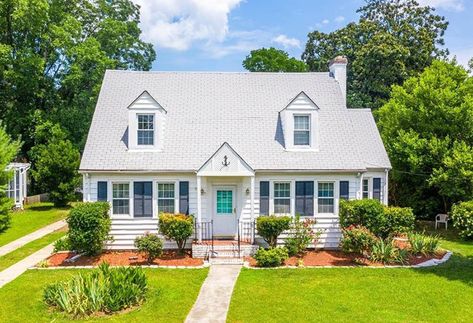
(329, 56, 348, 104)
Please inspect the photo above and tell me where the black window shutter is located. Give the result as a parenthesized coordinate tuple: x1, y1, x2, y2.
(373, 178, 381, 201)
(134, 182, 153, 217)
(259, 181, 269, 216)
(179, 181, 189, 215)
(340, 181, 349, 200)
(296, 181, 314, 216)
(97, 181, 107, 201)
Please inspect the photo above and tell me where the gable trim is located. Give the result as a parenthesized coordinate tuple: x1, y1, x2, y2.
(126, 90, 167, 113)
(197, 142, 254, 176)
(279, 91, 319, 112)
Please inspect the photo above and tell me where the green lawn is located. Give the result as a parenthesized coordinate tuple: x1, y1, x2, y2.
(0, 203, 69, 247)
(0, 228, 66, 271)
(228, 226, 473, 323)
(0, 268, 208, 322)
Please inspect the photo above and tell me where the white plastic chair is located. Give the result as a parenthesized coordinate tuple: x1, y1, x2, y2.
(435, 214, 448, 230)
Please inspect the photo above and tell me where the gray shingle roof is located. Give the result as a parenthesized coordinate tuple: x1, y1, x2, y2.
(80, 71, 391, 172)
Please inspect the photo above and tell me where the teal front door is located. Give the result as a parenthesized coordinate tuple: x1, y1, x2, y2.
(213, 186, 237, 238)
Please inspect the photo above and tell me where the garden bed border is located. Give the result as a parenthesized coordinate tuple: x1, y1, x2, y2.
(30, 262, 210, 270)
(243, 251, 452, 269)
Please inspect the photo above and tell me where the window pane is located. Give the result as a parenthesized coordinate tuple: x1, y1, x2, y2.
(294, 131, 310, 145)
(363, 179, 369, 199)
(158, 199, 175, 213)
(274, 182, 290, 198)
(113, 199, 129, 215)
(138, 114, 154, 130)
(113, 183, 129, 198)
(317, 198, 334, 213)
(318, 182, 334, 198)
(158, 183, 175, 198)
(294, 115, 310, 130)
(217, 190, 233, 214)
(137, 130, 154, 145)
(274, 199, 290, 214)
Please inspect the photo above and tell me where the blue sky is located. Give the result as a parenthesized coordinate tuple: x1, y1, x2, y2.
(133, 0, 473, 71)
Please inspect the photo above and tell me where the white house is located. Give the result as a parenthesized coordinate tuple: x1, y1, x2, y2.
(6, 163, 30, 209)
(80, 56, 391, 250)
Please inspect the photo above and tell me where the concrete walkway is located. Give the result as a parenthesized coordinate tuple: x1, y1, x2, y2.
(0, 243, 54, 288)
(186, 265, 242, 323)
(0, 220, 66, 257)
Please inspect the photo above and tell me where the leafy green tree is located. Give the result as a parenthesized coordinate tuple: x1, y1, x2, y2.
(0, 0, 156, 153)
(29, 121, 80, 206)
(243, 47, 307, 72)
(302, 0, 448, 109)
(377, 60, 473, 217)
(0, 124, 20, 232)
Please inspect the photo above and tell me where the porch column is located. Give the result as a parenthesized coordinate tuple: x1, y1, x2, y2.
(197, 175, 202, 242)
(250, 175, 255, 244)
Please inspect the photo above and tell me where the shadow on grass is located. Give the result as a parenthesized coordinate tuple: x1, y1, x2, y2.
(414, 253, 473, 287)
(27, 204, 71, 212)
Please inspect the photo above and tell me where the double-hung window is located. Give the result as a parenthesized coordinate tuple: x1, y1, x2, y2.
(112, 183, 130, 215)
(318, 182, 334, 213)
(137, 114, 154, 145)
(362, 179, 369, 199)
(294, 115, 310, 146)
(158, 183, 175, 213)
(274, 182, 291, 214)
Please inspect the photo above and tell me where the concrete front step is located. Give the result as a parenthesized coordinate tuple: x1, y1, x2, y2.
(209, 257, 244, 265)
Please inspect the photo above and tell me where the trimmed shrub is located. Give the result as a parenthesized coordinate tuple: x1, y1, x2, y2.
(158, 213, 194, 253)
(451, 201, 473, 239)
(67, 202, 111, 256)
(370, 239, 408, 265)
(253, 247, 289, 267)
(340, 225, 378, 255)
(44, 263, 146, 317)
(134, 233, 163, 263)
(285, 215, 320, 256)
(339, 199, 414, 238)
(53, 235, 71, 252)
(256, 215, 291, 247)
(408, 232, 440, 255)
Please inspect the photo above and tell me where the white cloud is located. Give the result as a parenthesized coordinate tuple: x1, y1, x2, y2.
(417, 0, 464, 11)
(205, 30, 271, 58)
(133, 0, 243, 51)
(322, 19, 330, 24)
(334, 16, 345, 23)
(450, 47, 473, 69)
(272, 34, 301, 49)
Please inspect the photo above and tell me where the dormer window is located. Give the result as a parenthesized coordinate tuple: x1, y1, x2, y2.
(137, 114, 155, 146)
(294, 115, 310, 146)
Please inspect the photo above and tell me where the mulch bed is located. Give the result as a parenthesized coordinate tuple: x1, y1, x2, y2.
(245, 249, 447, 267)
(45, 250, 203, 267)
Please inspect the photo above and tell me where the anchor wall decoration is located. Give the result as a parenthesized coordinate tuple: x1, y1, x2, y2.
(222, 155, 230, 167)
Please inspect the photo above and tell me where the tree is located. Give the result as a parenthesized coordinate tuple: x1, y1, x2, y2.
(243, 47, 307, 72)
(302, 0, 448, 109)
(0, 0, 156, 153)
(0, 124, 20, 232)
(29, 121, 80, 206)
(377, 60, 473, 217)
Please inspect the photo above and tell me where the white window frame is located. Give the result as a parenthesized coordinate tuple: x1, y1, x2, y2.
(317, 181, 335, 214)
(137, 113, 155, 146)
(293, 114, 311, 146)
(112, 182, 131, 216)
(273, 181, 291, 215)
(157, 181, 179, 214)
(362, 178, 371, 199)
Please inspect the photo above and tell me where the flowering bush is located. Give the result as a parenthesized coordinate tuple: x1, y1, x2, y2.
(285, 215, 320, 256)
(158, 213, 193, 253)
(256, 215, 291, 247)
(340, 225, 378, 255)
(451, 201, 473, 239)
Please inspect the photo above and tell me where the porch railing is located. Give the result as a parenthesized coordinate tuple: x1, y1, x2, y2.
(238, 220, 256, 258)
(194, 220, 214, 256)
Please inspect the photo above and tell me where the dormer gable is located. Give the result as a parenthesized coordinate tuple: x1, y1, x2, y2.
(279, 91, 319, 151)
(127, 91, 166, 151)
(197, 142, 254, 176)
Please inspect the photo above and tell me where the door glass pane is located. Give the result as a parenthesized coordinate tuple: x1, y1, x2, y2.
(217, 190, 233, 214)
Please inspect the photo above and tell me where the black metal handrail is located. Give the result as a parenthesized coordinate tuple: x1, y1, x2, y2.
(238, 220, 256, 257)
(194, 220, 214, 257)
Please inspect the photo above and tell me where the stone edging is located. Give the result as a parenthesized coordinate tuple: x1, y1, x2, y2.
(29, 261, 211, 270)
(243, 251, 453, 269)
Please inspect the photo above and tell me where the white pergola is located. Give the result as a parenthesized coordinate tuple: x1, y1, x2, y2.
(6, 163, 30, 209)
